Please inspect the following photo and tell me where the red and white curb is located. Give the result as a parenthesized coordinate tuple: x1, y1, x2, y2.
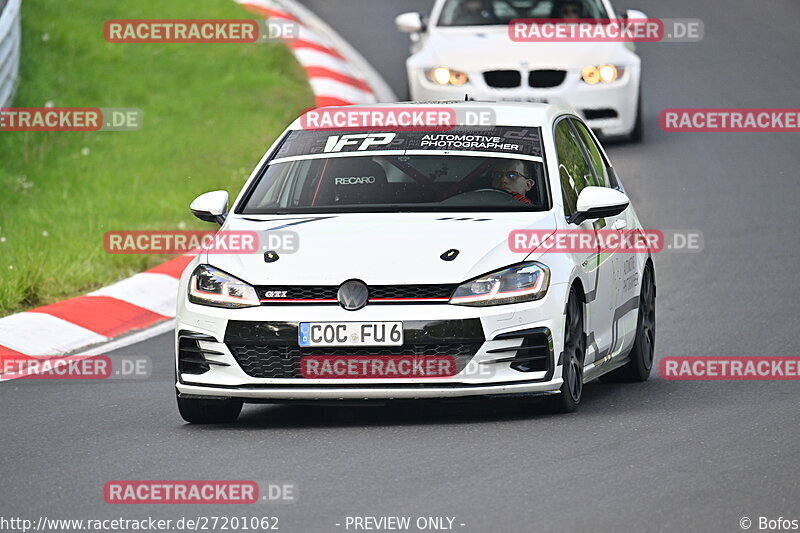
(0, 1, 394, 378)
(0, 256, 193, 364)
(237, 0, 396, 105)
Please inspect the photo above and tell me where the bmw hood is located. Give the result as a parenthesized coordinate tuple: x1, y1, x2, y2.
(423, 27, 637, 69)
(205, 212, 557, 286)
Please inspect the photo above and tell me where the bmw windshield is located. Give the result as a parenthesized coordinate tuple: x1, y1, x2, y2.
(437, 0, 610, 26)
(238, 126, 550, 214)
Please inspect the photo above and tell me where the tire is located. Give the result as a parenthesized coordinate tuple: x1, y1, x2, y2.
(628, 89, 644, 143)
(549, 286, 586, 413)
(177, 392, 243, 424)
(600, 265, 656, 383)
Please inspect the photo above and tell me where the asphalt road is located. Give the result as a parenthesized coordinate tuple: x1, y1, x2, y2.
(3, 1, 800, 532)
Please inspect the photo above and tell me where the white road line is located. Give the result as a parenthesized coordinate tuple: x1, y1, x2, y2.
(79, 319, 175, 356)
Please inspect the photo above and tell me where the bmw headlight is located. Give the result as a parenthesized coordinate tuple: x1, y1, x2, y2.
(426, 67, 469, 86)
(449, 262, 550, 307)
(188, 264, 260, 309)
(582, 64, 625, 84)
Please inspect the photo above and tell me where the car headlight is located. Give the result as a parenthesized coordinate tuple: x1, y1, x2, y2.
(582, 64, 625, 84)
(449, 262, 550, 307)
(425, 67, 469, 86)
(188, 264, 260, 309)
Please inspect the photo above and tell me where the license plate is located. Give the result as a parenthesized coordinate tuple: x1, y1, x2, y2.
(500, 97, 549, 103)
(298, 322, 403, 347)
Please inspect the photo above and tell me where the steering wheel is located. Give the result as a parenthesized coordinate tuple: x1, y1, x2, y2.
(470, 188, 514, 196)
(442, 188, 516, 203)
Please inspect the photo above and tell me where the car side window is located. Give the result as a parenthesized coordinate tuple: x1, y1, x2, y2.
(571, 119, 613, 189)
(555, 119, 597, 216)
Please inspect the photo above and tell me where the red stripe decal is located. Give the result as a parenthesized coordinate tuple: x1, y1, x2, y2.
(289, 40, 346, 60)
(146, 256, 194, 279)
(304, 66, 371, 91)
(28, 296, 168, 337)
(370, 298, 449, 302)
(260, 299, 338, 303)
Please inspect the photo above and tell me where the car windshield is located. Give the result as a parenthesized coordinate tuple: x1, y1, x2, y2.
(437, 0, 609, 26)
(239, 154, 548, 214)
(238, 126, 549, 214)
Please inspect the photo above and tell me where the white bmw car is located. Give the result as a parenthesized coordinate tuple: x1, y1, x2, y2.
(396, 0, 646, 141)
(175, 102, 656, 424)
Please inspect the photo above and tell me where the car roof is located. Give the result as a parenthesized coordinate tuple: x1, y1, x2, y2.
(287, 101, 576, 130)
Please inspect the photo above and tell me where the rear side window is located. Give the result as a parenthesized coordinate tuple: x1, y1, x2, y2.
(554, 119, 597, 216)
(571, 119, 613, 189)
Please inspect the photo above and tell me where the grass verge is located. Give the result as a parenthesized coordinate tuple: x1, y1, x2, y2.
(0, 0, 314, 316)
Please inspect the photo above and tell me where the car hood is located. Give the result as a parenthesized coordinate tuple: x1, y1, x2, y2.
(207, 212, 557, 286)
(425, 27, 633, 69)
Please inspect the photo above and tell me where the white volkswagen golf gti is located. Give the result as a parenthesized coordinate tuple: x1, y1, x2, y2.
(396, 0, 646, 141)
(175, 102, 656, 423)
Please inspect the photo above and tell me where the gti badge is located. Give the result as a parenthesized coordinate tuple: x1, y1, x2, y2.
(262, 290, 288, 298)
(337, 280, 369, 311)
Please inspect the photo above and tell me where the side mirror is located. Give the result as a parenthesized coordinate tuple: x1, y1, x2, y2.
(395, 12, 425, 33)
(568, 186, 630, 225)
(190, 190, 229, 225)
(623, 9, 647, 20)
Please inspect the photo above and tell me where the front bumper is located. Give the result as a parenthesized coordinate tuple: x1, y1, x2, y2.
(175, 283, 569, 401)
(408, 66, 640, 138)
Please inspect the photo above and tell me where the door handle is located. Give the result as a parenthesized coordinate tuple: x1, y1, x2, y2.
(612, 219, 627, 230)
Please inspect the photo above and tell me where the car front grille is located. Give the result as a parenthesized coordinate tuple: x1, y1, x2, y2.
(228, 343, 482, 379)
(255, 284, 457, 304)
(224, 319, 485, 379)
(528, 70, 567, 88)
(483, 69, 567, 89)
(483, 70, 522, 88)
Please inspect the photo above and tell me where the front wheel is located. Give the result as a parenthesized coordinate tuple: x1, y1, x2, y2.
(549, 287, 586, 413)
(177, 391, 243, 424)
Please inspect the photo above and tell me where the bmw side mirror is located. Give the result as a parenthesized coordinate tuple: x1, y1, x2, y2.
(395, 12, 425, 33)
(568, 187, 630, 225)
(190, 190, 229, 225)
(623, 9, 648, 20)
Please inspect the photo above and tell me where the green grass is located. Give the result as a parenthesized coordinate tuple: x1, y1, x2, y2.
(0, 0, 314, 315)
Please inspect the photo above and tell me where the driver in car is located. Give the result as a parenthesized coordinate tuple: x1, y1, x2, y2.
(489, 160, 534, 204)
(450, 0, 494, 25)
(552, 0, 585, 18)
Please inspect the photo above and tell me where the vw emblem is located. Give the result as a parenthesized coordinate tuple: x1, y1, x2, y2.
(337, 280, 369, 311)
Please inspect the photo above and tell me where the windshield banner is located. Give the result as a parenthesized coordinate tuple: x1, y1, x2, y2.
(274, 126, 544, 160)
